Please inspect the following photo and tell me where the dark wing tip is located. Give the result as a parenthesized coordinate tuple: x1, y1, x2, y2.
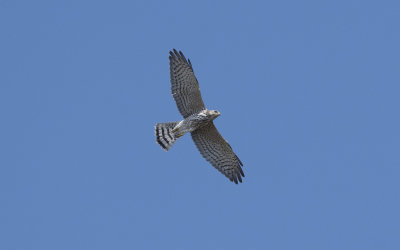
(169, 49, 193, 71)
(169, 49, 180, 61)
(232, 174, 238, 184)
(174, 49, 182, 60)
(239, 166, 245, 177)
(179, 50, 186, 59)
(235, 155, 245, 178)
(224, 158, 245, 184)
(237, 173, 242, 183)
(236, 156, 243, 166)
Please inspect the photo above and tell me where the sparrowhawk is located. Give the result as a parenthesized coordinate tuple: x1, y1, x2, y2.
(155, 49, 244, 184)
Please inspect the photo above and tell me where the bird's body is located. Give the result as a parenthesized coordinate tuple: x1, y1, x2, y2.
(173, 109, 220, 137)
(155, 49, 244, 184)
(155, 109, 219, 150)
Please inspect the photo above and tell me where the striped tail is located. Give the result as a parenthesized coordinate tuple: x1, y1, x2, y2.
(155, 122, 179, 151)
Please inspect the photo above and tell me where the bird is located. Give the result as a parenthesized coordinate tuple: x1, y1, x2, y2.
(155, 49, 244, 184)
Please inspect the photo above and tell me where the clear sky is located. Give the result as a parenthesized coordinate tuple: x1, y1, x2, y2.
(1, 0, 399, 249)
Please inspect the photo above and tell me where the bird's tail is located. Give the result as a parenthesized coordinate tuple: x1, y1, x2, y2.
(155, 122, 180, 151)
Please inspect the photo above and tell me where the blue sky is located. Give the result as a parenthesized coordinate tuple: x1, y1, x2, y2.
(1, 0, 399, 249)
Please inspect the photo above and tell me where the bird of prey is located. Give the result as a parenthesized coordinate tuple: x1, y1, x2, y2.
(155, 49, 244, 184)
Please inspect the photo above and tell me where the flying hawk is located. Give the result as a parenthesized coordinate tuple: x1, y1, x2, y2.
(155, 49, 244, 184)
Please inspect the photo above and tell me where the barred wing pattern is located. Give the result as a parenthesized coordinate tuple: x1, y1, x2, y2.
(169, 49, 206, 118)
(191, 122, 244, 184)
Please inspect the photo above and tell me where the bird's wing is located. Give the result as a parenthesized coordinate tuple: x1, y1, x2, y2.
(191, 122, 244, 184)
(169, 49, 206, 118)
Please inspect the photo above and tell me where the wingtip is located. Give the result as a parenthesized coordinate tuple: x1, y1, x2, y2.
(169, 49, 182, 61)
(239, 167, 245, 177)
(237, 173, 242, 183)
(232, 174, 238, 184)
(168, 49, 193, 70)
(179, 50, 186, 59)
(237, 156, 243, 167)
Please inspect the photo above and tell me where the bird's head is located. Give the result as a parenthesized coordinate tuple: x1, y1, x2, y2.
(207, 109, 221, 119)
